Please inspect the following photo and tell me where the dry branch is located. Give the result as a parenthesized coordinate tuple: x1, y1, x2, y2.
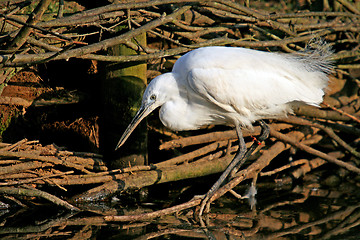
(0, 170, 74, 186)
(207, 131, 305, 205)
(0, 0, 359, 226)
(0, 150, 92, 174)
(1, 5, 192, 65)
(1, 0, 359, 68)
(0, 186, 79, 211)
(280, 116, 360, 158)
(104, 197, 202, 222)
(159, 123, 292, 150)
(5, 0, 51, 52)
(269, 129, 360, 174)
(0, 160, 53, 175)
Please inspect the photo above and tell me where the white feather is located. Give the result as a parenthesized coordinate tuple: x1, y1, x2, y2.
(154, 46, 332, 129)
(122, 45, 333, 133)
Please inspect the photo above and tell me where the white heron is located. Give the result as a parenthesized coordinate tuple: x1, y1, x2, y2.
(115, 42, 332, 216)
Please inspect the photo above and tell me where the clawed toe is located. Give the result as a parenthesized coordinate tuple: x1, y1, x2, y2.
(198, 194, 211, 217)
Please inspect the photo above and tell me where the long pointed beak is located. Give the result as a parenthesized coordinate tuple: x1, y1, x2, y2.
(115, 103, 154, 151)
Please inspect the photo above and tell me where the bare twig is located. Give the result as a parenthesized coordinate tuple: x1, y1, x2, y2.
(2, 5, 191, 65)
(6, 0, 52, 51)
(104, 197, 201, 222)
(0, 186, 79, 211)
(207, 131, 305, 206)
(270, 129, 360, 174)
(280, 116, 360, 158)
(322, 102, 360, 124)
(0, 171, 74, 186)
(0, 150, 92, 174)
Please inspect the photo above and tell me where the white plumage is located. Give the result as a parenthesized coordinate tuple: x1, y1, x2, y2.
(118, 45, 331, 138)
(115, 44, 332, 215)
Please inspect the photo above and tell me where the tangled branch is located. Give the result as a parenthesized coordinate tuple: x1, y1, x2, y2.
(0, 0, 359, 230)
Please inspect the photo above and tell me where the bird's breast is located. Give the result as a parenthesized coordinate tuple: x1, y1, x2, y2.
(159, 100, 227, 131)
(159, 101, 196, 131)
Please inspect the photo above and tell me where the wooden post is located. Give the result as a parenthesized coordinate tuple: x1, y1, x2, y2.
(102, 33, 147, 168)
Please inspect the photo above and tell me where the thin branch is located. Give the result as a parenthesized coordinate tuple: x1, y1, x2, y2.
(0, 150, 92, 174)
(322, 102, 360, 124)
(270, 129, 360, 174)
(1, 13, 74, 44)
(104, 197, 201, 222)
(2, 5, 192, 65)
(281, 116, 360, 158)
(0, 186, 79, 211)
(0, 171, 74, 186)
(156, 140, 229, 167)
(260, 159, 309, 177)
(337, 0, 360, 14)
(208, 131, 305, 205)
(159, 123, 292, 150)
(6, 0, 52, 51)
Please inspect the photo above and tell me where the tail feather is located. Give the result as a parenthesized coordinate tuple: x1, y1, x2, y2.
(298, 37, 334, 74)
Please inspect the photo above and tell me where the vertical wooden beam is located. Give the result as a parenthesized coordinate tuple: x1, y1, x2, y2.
(102, 33, 147, 168)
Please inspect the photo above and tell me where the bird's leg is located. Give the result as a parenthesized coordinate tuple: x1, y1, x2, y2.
(224, 120, 269, 210)
(198, 124, 247, 216)
(198, 120, 270, 217)
(229, 120, 270, 179)
(255, 120, 270, 142)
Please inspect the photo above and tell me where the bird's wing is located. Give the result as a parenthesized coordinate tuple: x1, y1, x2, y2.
(187, 69, 238, 113)
(187, 67, 323, 119)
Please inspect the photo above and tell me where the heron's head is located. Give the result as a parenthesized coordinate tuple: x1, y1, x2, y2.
(115, 73, 176, 150)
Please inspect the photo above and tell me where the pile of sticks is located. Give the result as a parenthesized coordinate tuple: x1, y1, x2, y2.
(1, 186, 359, 239)
(0, 0, 360, 222)
(0, 139, 105, 210)
(0, 113, 359, 216)
(0, 0, 359, 65)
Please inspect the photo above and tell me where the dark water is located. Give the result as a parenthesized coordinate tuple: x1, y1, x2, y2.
(1, 179, 359, 240)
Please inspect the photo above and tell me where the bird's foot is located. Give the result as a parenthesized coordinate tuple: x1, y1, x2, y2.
(250, 136, 262, 145)
(198, 194, 211, 217)
(229, 183, 257, 210)
(195, 190, 217, 220)
(192, 194, 212, 227)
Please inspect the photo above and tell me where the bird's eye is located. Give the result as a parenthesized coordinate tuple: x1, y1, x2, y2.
(150, 94, 156, 101)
